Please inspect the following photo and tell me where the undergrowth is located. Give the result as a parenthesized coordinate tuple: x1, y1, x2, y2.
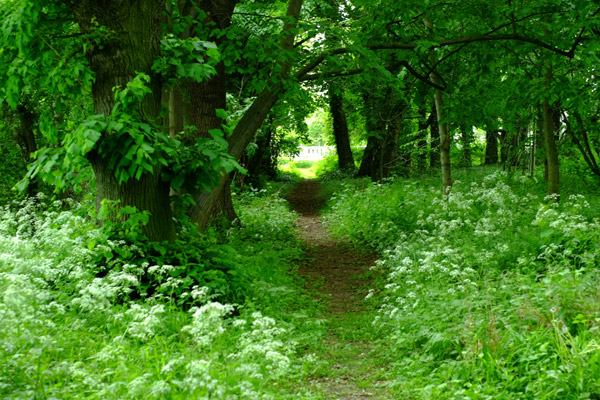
(0, 191, 325, 399)
(324, 170, 600, 399)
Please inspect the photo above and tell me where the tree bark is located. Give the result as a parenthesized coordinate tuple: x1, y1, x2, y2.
(484, 130, 499, 165)
(356, 92, 387, 181)
(14, 103, 38, 164)
(543, 98, 560, 199)
(417, 107, 432, 170)
(459, 123, 472, 167)
(11, 102, 39, 196)
(243, 118, 277, 188)
(356, 135, 382, 179)
(429, 102, 440, 168)
(430, 73, 452, 195)
(188, 0, 304, 230)
(66, 0, 175, 242)
(168, 0, 238, 228)
(329, 86, 354, 170)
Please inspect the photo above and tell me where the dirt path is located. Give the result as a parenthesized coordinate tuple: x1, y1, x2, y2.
(286, 180, 389, 400)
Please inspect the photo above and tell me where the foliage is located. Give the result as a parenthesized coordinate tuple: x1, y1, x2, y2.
(324, 169, 600, 399)
(0, 191, 325, 399)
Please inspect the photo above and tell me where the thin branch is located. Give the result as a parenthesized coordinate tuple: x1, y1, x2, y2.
(481, 10, 566, 36)
(39, 36, 91, 94)
(293, 32, 580, 86)
(300, 68, 364, 81)
(51, 32, 85, 39)
(232, 12, 285, 22)
(399, 61, 445, 91)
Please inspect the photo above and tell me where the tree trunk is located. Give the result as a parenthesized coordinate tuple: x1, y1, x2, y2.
(12, 103, 39, 196)
(329, 86, 354, 170)
(484, 130, 499, 165)
(417, 107, 432, 170)
(189, 0, 305, 231)
(243, 119, 276, 188)
(459, 123, 472, 167)
(172, 0, 238, 228)
(382, 111, 401, 177)
(67, 0, 175, 242)
(499, 130, 509, 165)
(356, 135, 382, 179)
(430, 74, 452, 195)
(356, 92, 386, 181)
(429, 102, 440, 168)
(189, 91, 283, 229)
(543, 98, 560, 199)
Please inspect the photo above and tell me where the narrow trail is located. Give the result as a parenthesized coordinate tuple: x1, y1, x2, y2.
(286, 179, 390, 400)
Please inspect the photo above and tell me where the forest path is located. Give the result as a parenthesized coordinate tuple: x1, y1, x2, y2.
(286, 179, 390, 400)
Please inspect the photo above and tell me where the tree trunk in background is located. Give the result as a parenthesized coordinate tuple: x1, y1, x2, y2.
(499, 130, 509, 165)
(356, 92, 386, 181)
(356, 135, 383, 180)
(67, 0, 175, 242)
(14, 104, 38, 165)
(484, 130, 499, 165)
(329, 86, 355, 170)
(429, 102, 440, 168)
(243, 118, 277, 188)
(13, 103, 39, 195)
(460, 123, 472, 167)
(430, 74, 452, 195)
(189, 0, 305, 230)
(416, 108, 430, 170)
(178, 0, 238, 229)
(543, 98, 560, 199)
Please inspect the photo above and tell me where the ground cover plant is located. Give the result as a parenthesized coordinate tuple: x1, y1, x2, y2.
(0, 191, 327, 400)
(323, 169, 600, 399)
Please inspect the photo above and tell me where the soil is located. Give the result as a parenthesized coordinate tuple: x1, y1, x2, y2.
(286, 179, 390, 400)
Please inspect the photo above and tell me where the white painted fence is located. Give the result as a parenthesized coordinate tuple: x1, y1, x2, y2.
(294, 146, 335, 161)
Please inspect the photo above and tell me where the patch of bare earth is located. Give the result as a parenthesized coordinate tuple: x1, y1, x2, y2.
(286, 179, 389, 400)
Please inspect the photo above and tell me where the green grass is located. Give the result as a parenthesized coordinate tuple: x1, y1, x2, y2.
(322, 168, 600, 399)
(278, 159, 320, 179)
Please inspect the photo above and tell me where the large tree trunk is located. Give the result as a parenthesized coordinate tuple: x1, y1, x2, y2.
(329, 86, 354, 170)
(542, 50, 560, 199)
(171, 0, 238, 228)
(382, 109, 402, 177)
(14, 103, 38, 165)
(67, 0, 175, 242)
(189, 0, 305, 231)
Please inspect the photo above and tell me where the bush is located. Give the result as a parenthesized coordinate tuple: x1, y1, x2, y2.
(0, 192, 324, 399)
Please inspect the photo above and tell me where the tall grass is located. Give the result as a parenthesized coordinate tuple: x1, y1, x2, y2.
(324, 170, 600, 399)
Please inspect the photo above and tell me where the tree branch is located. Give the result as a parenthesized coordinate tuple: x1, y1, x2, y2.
(293, 32, 580, 82)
